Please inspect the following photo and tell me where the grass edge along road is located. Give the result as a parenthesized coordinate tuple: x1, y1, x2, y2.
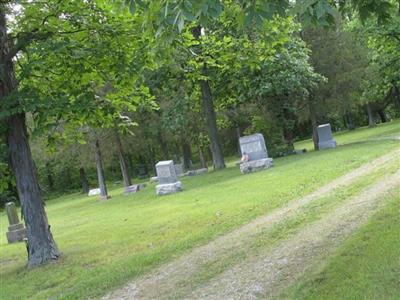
(281, 185, 400, 300)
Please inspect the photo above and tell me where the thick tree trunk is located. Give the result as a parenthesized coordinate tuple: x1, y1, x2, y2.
(1, 11, 59, 267)
(8, 115, 60, 266)
(308, 98, 319, 151)
(114, 130, 131, 188)
(198, 145, 207, 169)
(79, 167, 89, 194)
(93, 139, 109, 199)
(182, 140, 193, 170)
(192, 26, 225, 170)
(378, 110, 388, 123)
(158, 130, 169, 160)
(366, 103, 376, 127)
(199, 79, 226, 169)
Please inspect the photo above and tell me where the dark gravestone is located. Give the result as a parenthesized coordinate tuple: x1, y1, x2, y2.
(239, 133, 268, 161)
(5, 202, 27, 244)
(239, 133, 273, 174)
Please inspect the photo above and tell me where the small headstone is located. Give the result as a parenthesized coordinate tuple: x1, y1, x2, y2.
(239, 133, 274, 174)
(150, 176, 158, 183)
(88, 188, 101, 196)
(124, 184, 146, 195)
(317, 124, 337, 150)
(155, 160, 182, 195)
(5, 202, 27, 244)
(174, 163, 184, 177)
(187, 168, 208, 176)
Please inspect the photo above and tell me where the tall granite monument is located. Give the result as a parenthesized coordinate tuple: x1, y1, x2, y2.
(239, 133, 274, 174)
(155, 160, 182, 195)
(317, 123, 337, 149)
(5, 202, 27, 244)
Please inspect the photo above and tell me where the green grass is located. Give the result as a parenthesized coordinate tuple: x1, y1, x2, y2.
(295, 119, 400, 151)
(0, 120, 399, 299)
(282, 188, 400, 300)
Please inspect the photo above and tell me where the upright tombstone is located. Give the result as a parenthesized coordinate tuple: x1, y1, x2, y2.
(317, 124, 337, 150)
(5, 202, 27, 244)
(174, 163, 184, 177)
(155, 160, 182, 195)
(239, 133, 274, 174)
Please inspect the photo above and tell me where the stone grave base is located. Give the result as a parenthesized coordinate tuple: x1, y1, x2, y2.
(124, 184, 146, 195)
(7, 223, 27, 244)
(156, 181, 182, 196)
(318, 140, 337, 150)
(186, 168, 208, 176)
(240, 158, 274, 174)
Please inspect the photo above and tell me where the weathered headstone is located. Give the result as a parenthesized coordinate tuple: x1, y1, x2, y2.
(317, 123, 337, 150)
(155, 160, 182, 195)
(124, 183, 146, 195)
(174, 163, 184, 177)
(239, 133, 274, 174)
(5, 202, 27, 244)
(186, 168, 208, 176)
(88, 188, 101, 196)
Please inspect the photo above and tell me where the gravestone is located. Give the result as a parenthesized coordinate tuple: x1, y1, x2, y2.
(239, 133, 274, 174)
(5, 202, 27, 244)
(174, 163, 184, 177)
(317, 124, 337, 150)
(155, 160, 182, 195)
(124, 184, 146, 195)
(88, 188, 101, 196)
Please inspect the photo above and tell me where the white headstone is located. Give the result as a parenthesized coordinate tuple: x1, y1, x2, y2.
(88, 188, 101, 196)
(156, 160, 177, 184)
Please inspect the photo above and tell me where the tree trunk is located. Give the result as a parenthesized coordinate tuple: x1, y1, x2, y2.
(378, 110, 387, 123)
(198, 145, 207, 169)
(8, 115, 60, 266)
(45, 162, 54, 191)
(79, 167, 89, 194)
(366, 103, 376, 127)
(114, 130, 131, 188)
(93, 139, 109, 199)
(1, 11, 59, 267)
(192, 26, 225, 170)
(182, 140, 193, 170)
(158, 130, 169, 160)
(308, 98, 319, 151)
(344, 111, 355, 130)
(236, 127, 241, 155)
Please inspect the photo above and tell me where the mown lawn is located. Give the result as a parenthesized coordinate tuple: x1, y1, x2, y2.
(0, 120, 399, 299)
(282, 187, 400, 300)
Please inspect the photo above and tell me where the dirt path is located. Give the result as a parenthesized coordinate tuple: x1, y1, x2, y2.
(190, 170, 400, 300)
(103, 150, 400, 300)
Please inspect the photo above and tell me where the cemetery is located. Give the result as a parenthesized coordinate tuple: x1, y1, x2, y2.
(1, 1, 400, 299)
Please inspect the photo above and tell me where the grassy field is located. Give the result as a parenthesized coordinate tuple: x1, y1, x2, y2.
(0, 120, 399, 299)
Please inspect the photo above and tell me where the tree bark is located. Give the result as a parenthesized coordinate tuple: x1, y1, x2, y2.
(93, 139, 109, 199)
(1, 10, 59, 267)
(114, 130, 131, 188)
(182, 140, 193, 170)
(236, 127, 241, 155)
(308, 98, 319, 151)
(378, 110, 388, 123)
(198, 145, 207, 169)
(192, 26, 225, 170)
(79, 167, 89, 194)
(45, 162, 54, 191)
(366, 103, 376, 127)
